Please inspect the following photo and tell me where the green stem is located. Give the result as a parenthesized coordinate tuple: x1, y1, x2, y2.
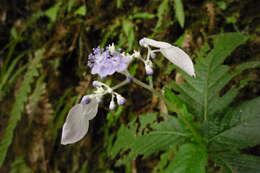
(148, 76, 153, 89)
(131, 77, 204, 145)
(112, 79, 129, 90)
(131, 77, 161, 98)
(149, 131, 188, 137)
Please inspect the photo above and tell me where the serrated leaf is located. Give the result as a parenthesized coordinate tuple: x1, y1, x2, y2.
(217, 153, 260, 173)
(111, 114, 187, 166)
(153, 147, 175, 173)
(174, 0, 185, 28)
(169, 33, 251, 120)
(210, 97, 260, 149)
(165, 143, 207, 173)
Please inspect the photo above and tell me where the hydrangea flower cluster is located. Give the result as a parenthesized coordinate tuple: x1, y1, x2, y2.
(88, 44, 131, 78)
(61, 38, 196, 145)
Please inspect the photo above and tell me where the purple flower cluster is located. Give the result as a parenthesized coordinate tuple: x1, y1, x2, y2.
(88, 46, 131, 78)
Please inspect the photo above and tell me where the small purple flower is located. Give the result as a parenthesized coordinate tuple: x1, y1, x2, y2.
(144, 60, 153, 75)
(145, 65, 153, 75)
(116, 94, 126, 105)
(88, 46, 131, 78)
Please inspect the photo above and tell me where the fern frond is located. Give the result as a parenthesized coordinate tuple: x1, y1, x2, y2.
(0, 53, 27, 101)
(0, 49, 44, 166)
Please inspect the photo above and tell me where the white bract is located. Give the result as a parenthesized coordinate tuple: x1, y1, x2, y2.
(61, 96, 99, 145)
(139, 38, 196, 77)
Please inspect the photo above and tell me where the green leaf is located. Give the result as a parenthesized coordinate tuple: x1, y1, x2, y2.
(169, 33, 252, 120)
(216, 1, 227, 10)
(74, 6, 86, 16)
(116, 0, 124, 8)
(10, 156, 33, 173)
(226, 16, 237, 24)
(111, 114, 187, 166)
(153, 148, 175, 173)
(122, 20, 135, 50)
(44, 2, 61, 22)
(164, 88, 204, 145)
(210, 97, 260, 149)
(216, 153, 260, 173)
(174, 0, 185, 28)
(153, 0, 170, 34)
(100, 20, 120, 47)
(67, 0, 76, 12)
(165, 143, 207, 173)
(130, 12, 155, 19)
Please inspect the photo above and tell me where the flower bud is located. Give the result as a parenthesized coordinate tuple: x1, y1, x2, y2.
(92, 81, 103, 87)
(145, 65, 153, 75)
(116, 94, 126, 105)
(109, 99, 116, 110)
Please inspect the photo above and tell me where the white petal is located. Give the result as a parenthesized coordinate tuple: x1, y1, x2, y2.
(160, 46, 196, 77)
(82, 97, 99, 120)
(61, 104, 90, 145)
(139, 38, 172, 48)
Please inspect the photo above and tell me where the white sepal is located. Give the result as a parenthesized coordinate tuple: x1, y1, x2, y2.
(61, 96, 99, 145)
(139, 38, 172, 48)
(61, 104, 90, 145)
(160, 46, 196, 77)
(139, 38, 196, 77)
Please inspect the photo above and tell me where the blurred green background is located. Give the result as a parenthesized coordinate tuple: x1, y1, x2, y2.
(0, 0, 259, 172)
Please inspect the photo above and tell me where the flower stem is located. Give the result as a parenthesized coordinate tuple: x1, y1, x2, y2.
(131, 77, 158, 95)
(148, 76, 153, 89)
(112, 79, 129, 90)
